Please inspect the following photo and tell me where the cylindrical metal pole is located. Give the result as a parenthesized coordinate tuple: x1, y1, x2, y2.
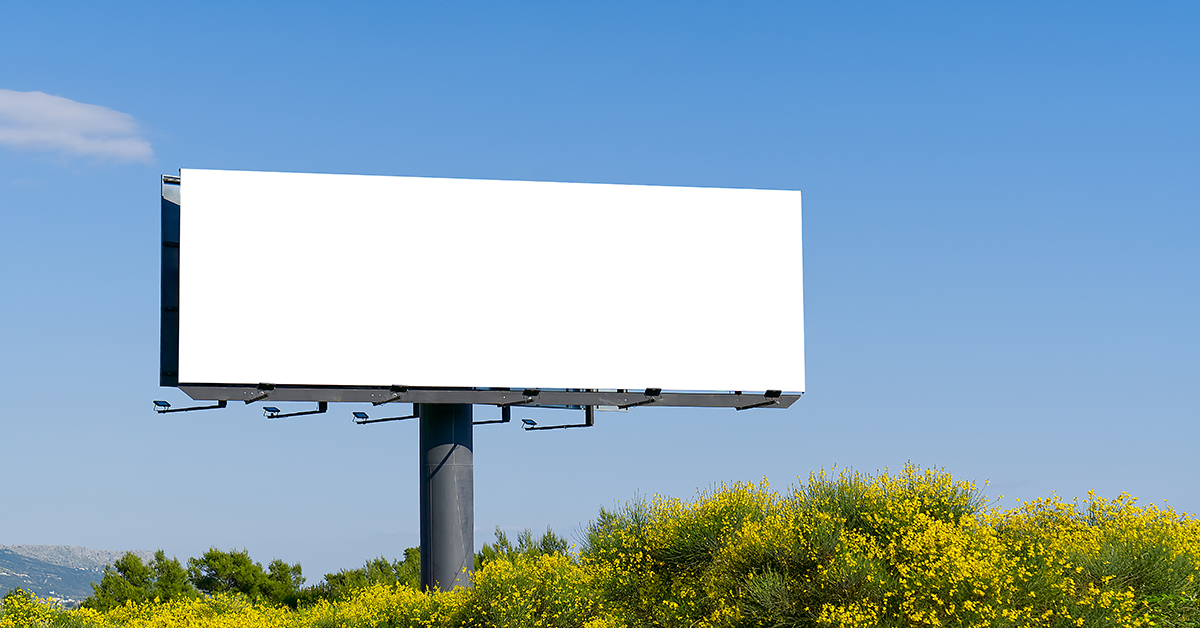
(418, 403, 474, 591)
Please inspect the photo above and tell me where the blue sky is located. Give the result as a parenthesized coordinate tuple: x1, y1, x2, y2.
(1, 2, 1197, 580)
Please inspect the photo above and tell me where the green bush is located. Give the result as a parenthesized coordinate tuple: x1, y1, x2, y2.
(317, 550, 421, 601)
(45, 466, 1200, 628)
(477, 526, 573, 569)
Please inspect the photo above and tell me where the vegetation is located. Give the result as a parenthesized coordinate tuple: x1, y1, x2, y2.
(316, 550, 420, 601)
(4, 465, 1199, 627)
(81, 548, 306, 611)
(476, 526, 572, 569)
(84, 550, 196, 610)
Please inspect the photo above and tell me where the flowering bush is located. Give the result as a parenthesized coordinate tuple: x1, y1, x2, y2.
(4, 466, 1197, 627)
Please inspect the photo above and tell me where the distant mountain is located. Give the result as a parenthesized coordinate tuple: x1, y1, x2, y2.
(0, 545, 154, 571)
(0, 545, 154, 604)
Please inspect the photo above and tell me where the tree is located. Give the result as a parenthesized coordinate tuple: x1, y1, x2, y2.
(148, 550, 195, 602)
(319, 549, 420, 600)
(398, 546, 420, 586)
(186, 548, 303, 607)
(84, 552, 153, 610)
(83, 550, 196, 611)
(187, 548, 269, 598)
(266, 558, 306, 606)
(475, 526, 573, 569)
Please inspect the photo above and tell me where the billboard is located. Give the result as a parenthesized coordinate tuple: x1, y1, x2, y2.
(162, 169, 803, 407)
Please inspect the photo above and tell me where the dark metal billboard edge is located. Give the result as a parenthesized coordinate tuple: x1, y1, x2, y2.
(177, 384, 800, 409)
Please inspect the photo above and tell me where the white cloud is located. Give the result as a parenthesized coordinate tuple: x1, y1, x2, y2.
(0, 89, 153, 162)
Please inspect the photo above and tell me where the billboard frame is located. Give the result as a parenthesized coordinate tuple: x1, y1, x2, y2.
(160, 173, 801, 410)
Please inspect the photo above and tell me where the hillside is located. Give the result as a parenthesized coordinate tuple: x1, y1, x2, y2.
(0, 546, 154, 604)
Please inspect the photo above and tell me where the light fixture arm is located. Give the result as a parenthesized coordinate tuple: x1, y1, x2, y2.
(473, 405, 513, 425)
(154, 400, 228, 414)
(265, 401, 328, 419)
(355, 404, 418, 425)
(523, 405, 595, 431)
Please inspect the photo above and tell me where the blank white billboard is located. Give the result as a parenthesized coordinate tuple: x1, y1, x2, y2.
(176, 169, 803, 393)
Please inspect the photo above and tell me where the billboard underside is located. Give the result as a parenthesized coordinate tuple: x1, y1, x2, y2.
(165, 169, 803, 405)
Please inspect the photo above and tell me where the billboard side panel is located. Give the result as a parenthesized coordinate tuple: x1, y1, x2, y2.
(176, 170, 803, 393)
(160, 180, 181, 387)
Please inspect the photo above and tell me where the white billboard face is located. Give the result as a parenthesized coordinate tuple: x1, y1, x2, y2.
(176, 169, 803, 394)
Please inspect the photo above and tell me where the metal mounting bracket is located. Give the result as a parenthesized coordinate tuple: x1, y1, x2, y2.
(498, 389, 541, 407)
(735, 390, 785, 411)
(371, 385, 409, 406)
(245, 383, 275, 404)
(617, 388, 662, 410)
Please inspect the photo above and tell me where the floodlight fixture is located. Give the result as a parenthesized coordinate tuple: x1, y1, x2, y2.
(355, 405, 418, 425)
(153, 399, 228, 414)
(264, 401, 327, 419)
(521, 419, 537, 430)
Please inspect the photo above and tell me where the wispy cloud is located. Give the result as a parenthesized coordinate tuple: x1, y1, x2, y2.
(0, 89, 153, 162)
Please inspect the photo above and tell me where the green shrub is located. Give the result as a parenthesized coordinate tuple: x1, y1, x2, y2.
(31, 466, 1200, 628)
(476, 526, 573, 570)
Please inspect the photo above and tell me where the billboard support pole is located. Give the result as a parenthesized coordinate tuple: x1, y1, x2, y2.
(418, 403, 474, 591)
